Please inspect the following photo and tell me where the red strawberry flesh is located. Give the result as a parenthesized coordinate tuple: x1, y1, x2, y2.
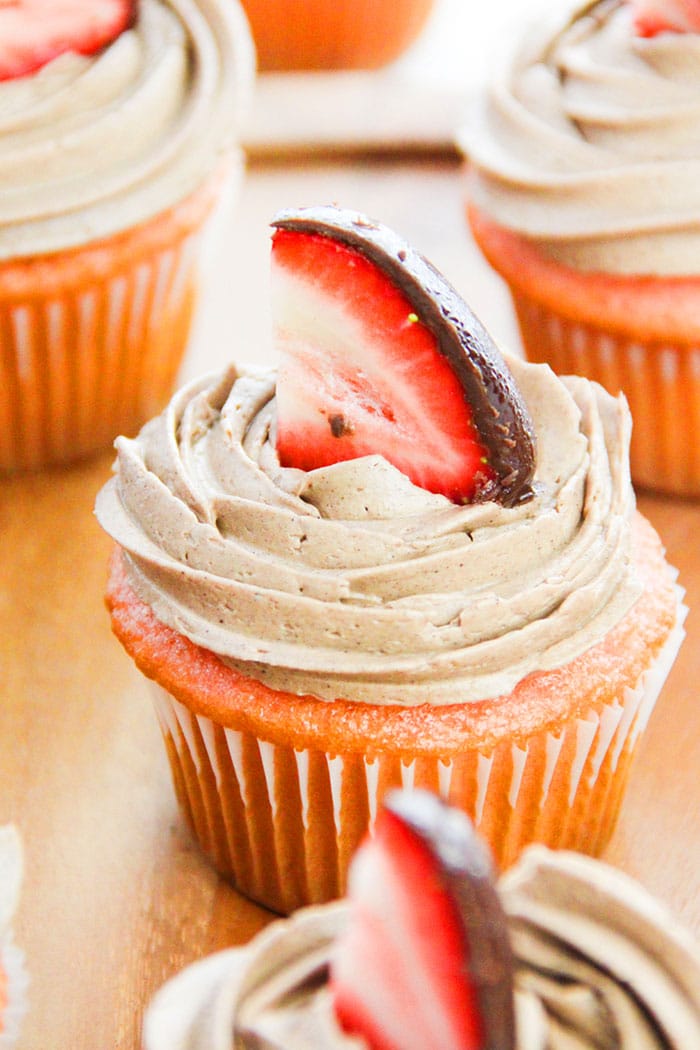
(630, 0, 700, 35)
(0, 0, 136, 82)
(330, 790, 515, 1050)
(273, 229, 494, 503)
(271, 206, 536, 508)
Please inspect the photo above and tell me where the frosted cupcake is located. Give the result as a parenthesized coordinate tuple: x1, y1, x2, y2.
(96, 205, 683, 914)
(0, 0, 254, 473)
(143, 791, 700, 1049)
(0, 828, 27, 1050)
(462, 0, 700, 497)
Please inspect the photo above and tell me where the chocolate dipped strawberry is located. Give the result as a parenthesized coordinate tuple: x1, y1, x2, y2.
(271, 206, 536, 507)
(630, 0, 700, 35)
(0, 0, 136, 82)
(330, 789, 515, 1050)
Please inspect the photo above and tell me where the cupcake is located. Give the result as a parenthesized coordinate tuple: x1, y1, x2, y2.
(462, 0, 700, 497)
(0, 828, 27, 1050)
(95, 205, 684, 915)
(142, 790, 700, 1048)
(238, 0, 436, 71)
(0, 0, 254, 473)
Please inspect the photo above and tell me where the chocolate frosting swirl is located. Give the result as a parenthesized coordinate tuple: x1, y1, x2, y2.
(142, 849, 700, 1049)
(0, 0, 253, 259)
(462, 0, 700, 274)
(96, 355, 641, 706)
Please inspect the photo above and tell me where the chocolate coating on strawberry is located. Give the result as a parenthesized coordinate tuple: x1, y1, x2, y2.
(272, 205, 536, 507)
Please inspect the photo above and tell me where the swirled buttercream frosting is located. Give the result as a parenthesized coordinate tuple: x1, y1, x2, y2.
(0, 0, 253, 260)
(462, 0, 700, 274)
(95, 354, 642, 706)
(142, 848, 700, 1049)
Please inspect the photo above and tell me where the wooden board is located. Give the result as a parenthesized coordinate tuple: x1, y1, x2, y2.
(3, 157, 699, 1049)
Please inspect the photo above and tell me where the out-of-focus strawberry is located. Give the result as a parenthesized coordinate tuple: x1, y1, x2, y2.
(630, 0, 700, 36)
(330, 790, 515, 1050)
(0, 0, 136, 81)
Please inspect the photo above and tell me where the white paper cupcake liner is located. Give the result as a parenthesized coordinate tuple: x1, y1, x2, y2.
(149, 587, 686, 913)
(512, 293, 700, 496)
(0, 156, 245, 474)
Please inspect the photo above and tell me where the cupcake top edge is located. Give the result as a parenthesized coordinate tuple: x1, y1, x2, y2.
(462, 0, 700, 275)
(95, 206, 652, 709)
(0, 0, 255, 260)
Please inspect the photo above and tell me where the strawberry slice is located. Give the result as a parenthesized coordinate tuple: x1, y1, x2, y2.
(330, 790, 515, 1050)
(630, 0, 700, 36)
(271, 206, 536, 507)
(0, 0, 136, 82)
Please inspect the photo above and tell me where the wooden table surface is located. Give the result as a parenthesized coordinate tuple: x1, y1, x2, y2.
(3, 155, 700, 1050)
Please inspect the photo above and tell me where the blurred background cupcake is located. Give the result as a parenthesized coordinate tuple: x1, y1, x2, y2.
(461, 0, 700, 498)
(0, 0, 254, 474)
(238, 0, 436, 71)
(0, 828, 27, 1050)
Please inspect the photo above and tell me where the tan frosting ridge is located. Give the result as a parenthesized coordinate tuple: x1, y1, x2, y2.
(95, 355, 642, 706)
(0, 0, 254, 260)
(142, 848, 700, 1049)
(462, 0, 700, 274)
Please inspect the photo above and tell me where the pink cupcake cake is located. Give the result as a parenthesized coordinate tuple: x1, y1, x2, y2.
(143, 791, 700, 1048)
(462, 0, 700, 496)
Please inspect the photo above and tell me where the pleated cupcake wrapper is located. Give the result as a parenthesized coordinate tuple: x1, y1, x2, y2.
(0, 157, 245, 474)
(512, 292, 700, 497)
(0, 236, 200, 472)
(0, 934, 28, 1050)
(150, 588, 685, 914)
